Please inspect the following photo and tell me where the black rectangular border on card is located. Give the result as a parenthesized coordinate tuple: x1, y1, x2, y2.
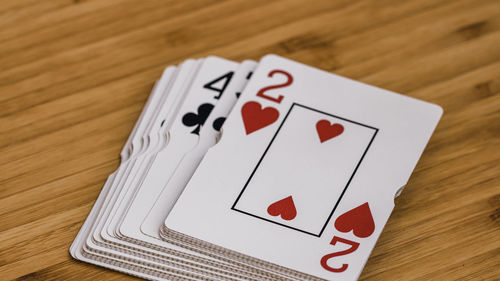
(231, 103, 379, 237)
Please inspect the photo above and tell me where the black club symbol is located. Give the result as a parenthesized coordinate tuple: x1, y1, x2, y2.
(182, 103, 214, 135)
(212, 117, 226, 131)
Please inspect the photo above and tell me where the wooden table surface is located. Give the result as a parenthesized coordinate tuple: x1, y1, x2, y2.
(1, 0, 499, 280)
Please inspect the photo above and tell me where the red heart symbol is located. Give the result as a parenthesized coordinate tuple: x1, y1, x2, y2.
(241, 101, 279, 135)
(316, 120, 344, 143)
(267, 196, 297, 221)
(334, 203, 375, 238)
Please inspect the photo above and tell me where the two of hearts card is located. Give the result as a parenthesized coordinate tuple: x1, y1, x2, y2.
(71, 55, 442, 281)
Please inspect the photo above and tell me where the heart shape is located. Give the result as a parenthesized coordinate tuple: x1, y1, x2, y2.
(334, 203, 375, 238)
(316, 120, 344, 143)
(267, 196, 297, 221)
(241, 101, 279, 135)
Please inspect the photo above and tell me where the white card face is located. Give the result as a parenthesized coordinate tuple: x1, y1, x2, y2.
(232, 103, 377, 237)
(141, 60, 257, 238)
(94, 60, 200, 245)
(118, 56, 239, 241)
(165, 55, 442, 280)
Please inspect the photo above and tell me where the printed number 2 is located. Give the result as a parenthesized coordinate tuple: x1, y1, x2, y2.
(256, 70, 293, 104)
(320, 236, 359, 273)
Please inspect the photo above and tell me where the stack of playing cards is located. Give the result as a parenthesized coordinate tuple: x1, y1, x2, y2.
(70, 55, 442, 280)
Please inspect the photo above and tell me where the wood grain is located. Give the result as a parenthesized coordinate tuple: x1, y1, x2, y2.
(1, 0, 499, 280)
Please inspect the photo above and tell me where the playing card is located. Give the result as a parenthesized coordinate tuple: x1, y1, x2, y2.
(89, 59, 200, 253)
(117, 57, 239, 242)
(71, 54, 443, 281)
(99, 58, 203, 245)
(164, 54, 443, 280)
(141, 60, 258, 238)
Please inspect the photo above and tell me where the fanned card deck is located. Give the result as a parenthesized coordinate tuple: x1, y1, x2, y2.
(71, 55, 442, 280)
